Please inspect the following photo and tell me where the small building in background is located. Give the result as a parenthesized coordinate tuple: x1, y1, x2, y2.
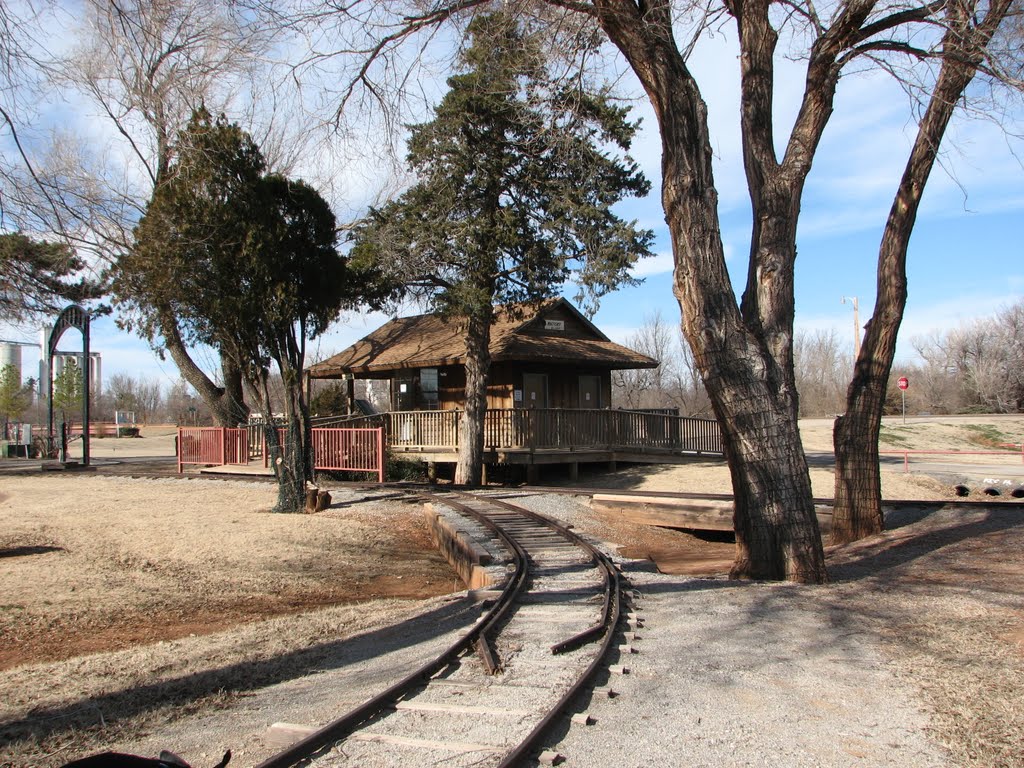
(307, 298, 657, 413)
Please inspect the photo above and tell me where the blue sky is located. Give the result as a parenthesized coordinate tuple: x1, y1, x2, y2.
(3, 15, 1022, 393)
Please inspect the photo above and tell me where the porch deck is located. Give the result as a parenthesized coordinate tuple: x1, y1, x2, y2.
(317, 408, 724, 468)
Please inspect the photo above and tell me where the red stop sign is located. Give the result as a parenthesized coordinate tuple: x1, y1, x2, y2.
(897, 376, 909, 391)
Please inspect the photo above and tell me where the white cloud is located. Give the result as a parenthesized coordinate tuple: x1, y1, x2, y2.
(631, 250, 674, 277)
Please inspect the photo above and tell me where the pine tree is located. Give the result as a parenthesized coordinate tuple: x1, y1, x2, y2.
(353, 13, 653, 485)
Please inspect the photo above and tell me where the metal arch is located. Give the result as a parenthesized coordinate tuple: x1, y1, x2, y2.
(47, 304, 91, 466)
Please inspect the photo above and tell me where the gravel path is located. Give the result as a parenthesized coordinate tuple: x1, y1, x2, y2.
(520, 494, 1023, 768)
(548, 567, 944, 767)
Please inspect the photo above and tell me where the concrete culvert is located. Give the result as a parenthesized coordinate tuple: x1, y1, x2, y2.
(1011, 488, 1024, 499)
(983, 487, 1002, 496)
(954, 485, 971, 497)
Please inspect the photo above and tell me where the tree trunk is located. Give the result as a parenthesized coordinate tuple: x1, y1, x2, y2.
(272, 416, 307, 513)
(220, 357, 248, 425)
(455, 308, 492, 486)
(596, 0, 826, 581)
(725, 406, 822, 580)
(269, 336, 313, 512)
(831, 0, 1008, 544)
(162, 314, 248, 426)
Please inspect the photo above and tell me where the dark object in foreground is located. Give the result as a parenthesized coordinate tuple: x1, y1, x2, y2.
(62, 750, 230, 768)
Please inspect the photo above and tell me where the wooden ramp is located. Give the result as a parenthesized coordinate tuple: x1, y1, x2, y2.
(592, 493, 833, 534)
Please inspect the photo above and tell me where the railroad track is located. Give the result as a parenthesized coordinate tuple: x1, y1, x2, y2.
(253, 489, 629, 768)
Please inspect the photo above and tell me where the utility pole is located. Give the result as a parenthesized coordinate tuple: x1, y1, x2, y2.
(841, 296, 861, 359)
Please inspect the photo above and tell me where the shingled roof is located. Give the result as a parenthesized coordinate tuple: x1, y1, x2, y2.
(308, 298, 658, 378)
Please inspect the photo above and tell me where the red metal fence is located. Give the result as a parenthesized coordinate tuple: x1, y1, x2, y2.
(178, 426, 385, 482)
(312, 427, 385, 482)
(882, 446, 1024, 473)
(177, 428, 248, 473)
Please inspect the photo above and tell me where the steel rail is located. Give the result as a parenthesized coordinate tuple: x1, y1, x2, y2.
(252, 489, 624, 768)
(251, 492, 528, 768)
(448, 492, 624, 768)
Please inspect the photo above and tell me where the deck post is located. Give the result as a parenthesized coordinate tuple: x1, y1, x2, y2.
(569, 461, 578, 482)
(527, 463, 539, 484)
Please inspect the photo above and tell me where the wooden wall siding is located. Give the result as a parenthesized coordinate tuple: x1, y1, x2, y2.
(383, 408, 723, 455)
(518, 368, 611, 409)
(438, 365, 466, 409)
(519, 304, 595, 340)
(392, 363, 614, 412)
(436, 365, 516, 410)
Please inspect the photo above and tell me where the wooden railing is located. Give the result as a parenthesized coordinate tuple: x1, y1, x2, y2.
(384, 408, 723, 456)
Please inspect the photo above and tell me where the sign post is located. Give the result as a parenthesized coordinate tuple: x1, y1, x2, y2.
(897, 376, 909, 424)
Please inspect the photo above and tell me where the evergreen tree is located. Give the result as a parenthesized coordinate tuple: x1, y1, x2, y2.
(352, 13, 653, 485)
(123, 109, 391, 511)
(0, 233, 103, 320)
(0, 364, 32, 436)
(52, 357, 84, 425)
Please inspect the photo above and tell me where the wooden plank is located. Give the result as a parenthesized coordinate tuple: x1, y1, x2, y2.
(393, 701, 530, 716)
(592, 493, 734, 531)
(592, 493, 833, 533)
(349, 733, 502, 754)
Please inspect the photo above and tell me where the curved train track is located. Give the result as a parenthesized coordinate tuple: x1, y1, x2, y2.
(247, 489, 629, 768)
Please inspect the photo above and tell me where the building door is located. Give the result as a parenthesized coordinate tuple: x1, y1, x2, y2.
(393, 376, 416, 411)
(522, 373, 548, 408)
(579, 375, 601, 408)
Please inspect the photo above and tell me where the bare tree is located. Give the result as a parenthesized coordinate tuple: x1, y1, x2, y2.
(612, 311, 677, 409)
(899, 340, 960, 414)
(38, 0, 283, 426)
(107, 373, 164, 423)
(165, 378, 210, 424)
(794, 329, 849, 417)
(832, 0, 1019, 544)
(910, 300, 1024, 415)
(0, 1, 53, 233)
(612, 310, 710, 413)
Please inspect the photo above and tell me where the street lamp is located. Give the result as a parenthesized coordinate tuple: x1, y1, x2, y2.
(841, 295, 861, 359)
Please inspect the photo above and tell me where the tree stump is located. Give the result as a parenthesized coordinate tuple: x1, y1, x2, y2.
(305, 488, 319, 512)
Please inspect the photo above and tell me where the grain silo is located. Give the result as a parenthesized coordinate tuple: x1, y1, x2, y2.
(0, 342, 22, 379)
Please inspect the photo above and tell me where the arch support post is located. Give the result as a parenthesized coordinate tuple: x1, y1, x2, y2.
(47, 305, 92, 467)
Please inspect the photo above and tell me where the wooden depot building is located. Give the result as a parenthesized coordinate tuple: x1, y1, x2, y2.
(307, 298, 722, 480)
